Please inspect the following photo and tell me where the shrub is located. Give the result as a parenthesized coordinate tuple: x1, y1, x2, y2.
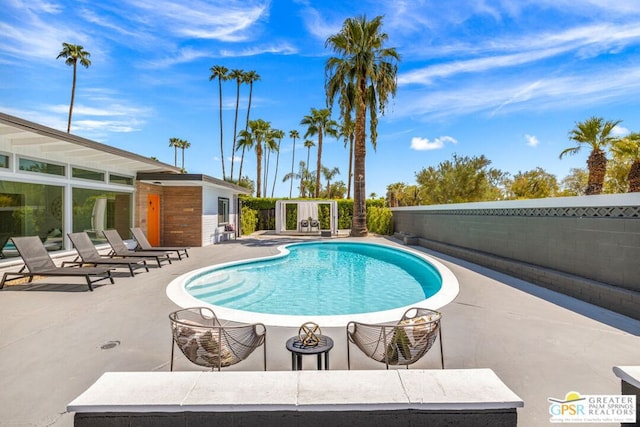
(240, 205, 258, 236)
(367, 206, 393, 235)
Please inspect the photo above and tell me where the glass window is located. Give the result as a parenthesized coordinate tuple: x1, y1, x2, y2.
(109, 174, 133, 186)
(72, 167, 105, 182)
(18, 158, 65, 176)
(0, 154, 9, 169)
(218, 197, 229, 224)
(72, 188, 132, 244)
(0, 180, 64, 258)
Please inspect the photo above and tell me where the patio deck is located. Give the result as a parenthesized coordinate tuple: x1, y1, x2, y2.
(0, 234, 638, 427)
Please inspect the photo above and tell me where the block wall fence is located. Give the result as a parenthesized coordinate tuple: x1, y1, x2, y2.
(391, 194, 640, 320)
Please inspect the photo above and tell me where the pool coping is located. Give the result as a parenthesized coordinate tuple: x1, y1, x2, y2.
(166, 240, 460, 327)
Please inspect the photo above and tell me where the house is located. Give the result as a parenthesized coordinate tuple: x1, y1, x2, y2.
(0, 112, 249, 259)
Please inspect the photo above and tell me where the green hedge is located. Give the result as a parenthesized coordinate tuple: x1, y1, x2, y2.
(239, 197, 392, 235)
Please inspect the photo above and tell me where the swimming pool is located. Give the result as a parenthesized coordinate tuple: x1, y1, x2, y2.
(167, 241, 459, 327)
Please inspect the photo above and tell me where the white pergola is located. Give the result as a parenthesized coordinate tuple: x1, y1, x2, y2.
(274, 200, 338, 235)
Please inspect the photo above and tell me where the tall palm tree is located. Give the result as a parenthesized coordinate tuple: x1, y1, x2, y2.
(56, 43, 91, 133)
(339, 121, 355, 199)
(321, 166, 340, 198)
(179, 139, 191, 172)
(301, 108, 338, 198)
(288, 130, 300, 198)
(303, 139, 315, 193)
(236, 119, 274, 198)
(611, 132, 640, 192)
(169, 137, 181, 167)
(209, 65, 229, 179)
(560, 116, 622, 195)
(227, 69, 245, 181)
(238, 70, 261, 182)
(326, 15, 400, 236)
(271, 129, 285, 197)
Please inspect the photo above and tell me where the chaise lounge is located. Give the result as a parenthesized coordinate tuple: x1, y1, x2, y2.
(130, 227, 189, 260)
(102, 229, 172, 268)
(66, 232, 150, 277)
(0, 236, 114, 291)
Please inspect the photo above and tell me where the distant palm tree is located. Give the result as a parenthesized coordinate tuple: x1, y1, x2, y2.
(339, 121, 355, 199)
(209, 65, 229, 179)
(288, 130, 300, 198)
(301, 108, 338, 198)
(228, 69, 245, 181)
(179, 139, 191, 172)
(56, 43, 91, 133)
(236, 119, 275, 198)
(238, 70, 260, 182)
(303, 139, 315, 194)
(560, 116, 622, 195)
(283, 160, 304, 197)
(169, 137, 181, 167)
(271, 129, 285, 197)
(326, 15, 400, 236)
(611, 132, 640, 192)
(321, 166, 340, 198)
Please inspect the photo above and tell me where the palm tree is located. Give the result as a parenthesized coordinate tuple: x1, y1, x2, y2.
(288, 130, 300, 198)
(56, 43, 91, 133)
(228, 69, 245, 181)
(321, 166, 340, 198)
(303, 139, 315, 193)
(169, 137, 181, 167)
(560, 116, 622, 195)
(179, 139, 191, 172)
(339, 121, 355, 199)
(236, 119, 274, 198)
(209, 65, 229, 179)
(326, 16, 400, 236)
(283, 160, 304, 197)
(238, 70, 261, 182)
(611, 132, 640, 192)
(271, 129, 285, 197)
(301, 108, 338, 198)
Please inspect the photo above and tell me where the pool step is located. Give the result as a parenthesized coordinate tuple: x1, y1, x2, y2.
(207, 279, 261, 306)
(186, 271, 231, 290)
(226, 279, 278, 310)
(188, 273, 246, 299)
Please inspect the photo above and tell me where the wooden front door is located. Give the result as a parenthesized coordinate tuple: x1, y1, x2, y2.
(147, 194, 160, 246)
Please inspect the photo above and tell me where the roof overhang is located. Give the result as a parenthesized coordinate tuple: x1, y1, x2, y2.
(0, 112, 181, 174)
(137, 173, 251, 194)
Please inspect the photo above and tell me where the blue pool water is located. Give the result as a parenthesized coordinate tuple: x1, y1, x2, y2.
(184, 242, 443, 316)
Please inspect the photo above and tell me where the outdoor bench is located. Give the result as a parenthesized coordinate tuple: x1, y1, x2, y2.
(68, 369, 523, 427)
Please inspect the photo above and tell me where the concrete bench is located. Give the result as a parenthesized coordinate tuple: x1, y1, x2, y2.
(393, 231, 418, 245)
(68, 369, 523, 427)
(613, 366, 640, 419)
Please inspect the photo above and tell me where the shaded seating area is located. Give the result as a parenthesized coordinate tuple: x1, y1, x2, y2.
(346, 307, 443, 369)
(66, 232, 149, 277)
(169, 307, 267, 371)
(102, 229, 171, 268)
(130, 227, 189, 260)
(0, 236, 114, 291)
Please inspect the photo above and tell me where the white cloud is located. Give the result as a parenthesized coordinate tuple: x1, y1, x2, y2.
(220, 42, 298, 57)
(410, 136, 457, 151)
(525, 134, 539, 147)
(613, 125, 629, 136)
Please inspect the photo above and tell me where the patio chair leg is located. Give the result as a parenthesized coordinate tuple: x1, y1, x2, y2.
(84, 276, 94, 292)
(439, 327, 444, 369)
(170, 341, 175, 371)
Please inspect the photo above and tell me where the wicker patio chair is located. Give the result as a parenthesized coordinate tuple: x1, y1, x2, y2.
(130, 227, 189, 260)
(169, 307, 267, 371)
(346, 307, 443, 369)
(0, 236, 114, 291)
(102, 229, 171, 268)
(66, 232, 149, 276)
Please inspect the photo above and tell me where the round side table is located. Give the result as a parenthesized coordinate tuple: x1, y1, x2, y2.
(285, 335, 334, 370)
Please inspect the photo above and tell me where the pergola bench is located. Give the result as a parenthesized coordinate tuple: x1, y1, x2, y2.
(68, 369, 523, 427)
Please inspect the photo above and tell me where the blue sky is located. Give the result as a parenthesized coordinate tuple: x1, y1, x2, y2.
(2, 0, 640, 198)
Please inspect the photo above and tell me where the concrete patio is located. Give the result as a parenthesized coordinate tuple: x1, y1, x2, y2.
(0, 234, 638, 426)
